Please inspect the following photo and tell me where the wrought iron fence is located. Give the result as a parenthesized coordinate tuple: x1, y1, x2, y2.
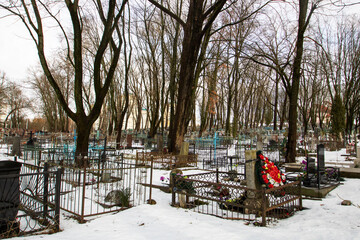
(0, 162, 61, 239)
(45, 156, 148, 223)
(136, 152, 197, 169)
(171, 172, 302, 226)
(17, 149, 149, 223)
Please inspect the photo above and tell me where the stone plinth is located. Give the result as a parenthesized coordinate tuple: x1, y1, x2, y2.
(245, 150, 261, 194)
(180, 142, 189, 155)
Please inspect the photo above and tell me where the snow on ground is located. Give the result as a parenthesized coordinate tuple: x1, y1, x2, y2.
(21, 177, 360, 240)
(1, 146, 360, 240)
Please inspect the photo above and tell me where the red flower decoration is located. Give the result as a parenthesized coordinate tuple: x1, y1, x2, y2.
(258, 152, 286, 189)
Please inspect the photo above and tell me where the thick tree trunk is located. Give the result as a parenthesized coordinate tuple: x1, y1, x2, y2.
(75, 120, 91, 167)
(168, 4, 203, 153)
(286, 0, 312, 163)
(135, 98, 142, 132)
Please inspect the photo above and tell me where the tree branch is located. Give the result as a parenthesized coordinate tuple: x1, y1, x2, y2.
(147, 0, 186, 27)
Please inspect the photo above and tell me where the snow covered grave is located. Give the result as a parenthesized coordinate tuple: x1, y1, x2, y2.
(169, 151, 301, 226)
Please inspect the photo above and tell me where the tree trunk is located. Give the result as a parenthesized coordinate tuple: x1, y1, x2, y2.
(75, 120, 91, 167)
(135, 98, 142, 132)
(169, 3, 204, 153)
(273, 76, 279, 131)
(286, 0, 313, 163)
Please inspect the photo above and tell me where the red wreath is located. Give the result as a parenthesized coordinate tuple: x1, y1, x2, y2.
(258, 153, 286, 189)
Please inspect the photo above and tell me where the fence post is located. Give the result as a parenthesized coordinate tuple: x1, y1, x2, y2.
(80, 167, 87, 223)
(148, 156, 154, 203)
(54, 168, 62, 232)
(38, 150, 42, 166)
(216, 168, 219, 183)
(171, 173, 175, 206)
(43, 162, 49, 220)
(298, 181, 303, 210)
(261, 187, 267, 226)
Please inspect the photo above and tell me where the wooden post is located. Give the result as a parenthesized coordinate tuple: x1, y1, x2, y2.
(148, 157, 154, 203)
(43, 162, 49, 220)
(261, 187, 267, 226)
(298, 181, 303, 210)
(171, 173, 175, 206)
(38, 150, 42, 166)
(80, 167, 86, 223)
(54, 168, 62, 232)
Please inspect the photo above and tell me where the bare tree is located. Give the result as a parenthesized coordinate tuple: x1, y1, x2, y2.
(245, 0, 320, 162)
(148, 0, 228, 152)
(0, 71, 9, 115)
(29, 54, 73, 132)
(0, 0, 128, 164)
(3, 81, 32, 129)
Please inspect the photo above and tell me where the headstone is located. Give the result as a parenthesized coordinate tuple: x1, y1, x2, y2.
(126, 134, 132, 148)
(256, 135, 263, 151)
(102, 172, 111, 183)
(245, 150, 261, 192)
(308, 157, 316, 168)
(157, 134, 163, 152)
(11, 136, 22, 157)
(317, 144, 325, 170)
(180, 142, 189, 155)
(354, 148, 360, 167)
(178, 191, 187, 208)
(26, 131, 34, 146)
(244, 150, 262, 214)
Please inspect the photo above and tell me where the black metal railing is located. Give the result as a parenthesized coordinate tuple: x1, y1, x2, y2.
(0, 163, 61, 238)
(171, 172, 302, 226)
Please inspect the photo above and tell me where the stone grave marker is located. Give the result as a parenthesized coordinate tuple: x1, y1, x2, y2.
(354, 147, 360, 167)
(245, 150, 261, 193)
(126, 134, 132, 148)
(317, 144, 325, 170)
(180, 142, 189, 155)
(101, 171, 111, 182)
(157, 134, 163, 152)
(11, 136, 22, 157)
(256, 134, 263, 151)
(244, 150, 262, 214)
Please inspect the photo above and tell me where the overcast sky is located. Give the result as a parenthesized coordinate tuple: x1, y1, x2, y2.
(0, 1, 359, 83)
(0, 16, 38, 82)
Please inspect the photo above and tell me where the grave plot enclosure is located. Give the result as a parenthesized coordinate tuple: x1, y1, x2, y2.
(171, 172, 302, 226)
(47, 156, 148, 223)
(0, 162, 61, 239)
(136, 152, 197, 169)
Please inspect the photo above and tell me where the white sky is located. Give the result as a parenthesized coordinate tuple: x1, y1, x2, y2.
(0, 16, 39, 82)
(0, 1, 359, 83)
